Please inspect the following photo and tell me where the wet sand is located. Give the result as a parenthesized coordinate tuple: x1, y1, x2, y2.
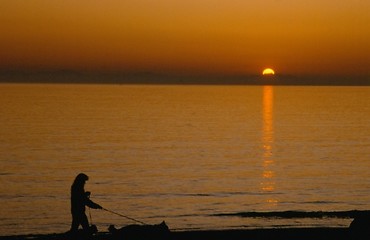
(0, 227, 350, 240)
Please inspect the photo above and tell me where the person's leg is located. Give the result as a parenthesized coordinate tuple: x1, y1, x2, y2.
(70, 214, 80, 232)
(80, 213, 90, 231)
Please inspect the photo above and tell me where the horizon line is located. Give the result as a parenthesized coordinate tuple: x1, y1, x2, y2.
(0, 71, 369, 86)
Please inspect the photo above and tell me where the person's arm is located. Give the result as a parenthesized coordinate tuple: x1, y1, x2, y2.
(84, 192, 102, 209)
(86, 198, 102, 209)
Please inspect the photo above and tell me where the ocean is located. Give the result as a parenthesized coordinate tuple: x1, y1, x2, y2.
(0, 83, 369, 236)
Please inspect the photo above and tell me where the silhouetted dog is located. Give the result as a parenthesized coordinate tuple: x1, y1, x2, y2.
(108, 221, 171, 240)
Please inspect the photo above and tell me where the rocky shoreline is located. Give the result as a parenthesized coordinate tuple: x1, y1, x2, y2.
(0, 227, 353, 240)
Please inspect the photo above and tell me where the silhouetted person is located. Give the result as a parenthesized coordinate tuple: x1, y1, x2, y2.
(70, 173, 102, 234)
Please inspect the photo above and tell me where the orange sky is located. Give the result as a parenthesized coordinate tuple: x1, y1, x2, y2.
(1, 0, 369, 76)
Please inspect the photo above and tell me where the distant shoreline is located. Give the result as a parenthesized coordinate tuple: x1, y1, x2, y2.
(0, 72, 369, 86)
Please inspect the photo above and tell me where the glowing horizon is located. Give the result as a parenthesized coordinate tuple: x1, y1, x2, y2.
(1, 1, 369, 77)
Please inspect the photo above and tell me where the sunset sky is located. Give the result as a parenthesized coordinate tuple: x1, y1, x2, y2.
(1, 0, 369, 77)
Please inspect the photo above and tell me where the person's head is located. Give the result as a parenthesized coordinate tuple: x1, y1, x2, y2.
(73, 173, 89, 187)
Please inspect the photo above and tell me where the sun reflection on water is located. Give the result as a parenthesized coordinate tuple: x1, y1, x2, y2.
(261, 86, 277, 207)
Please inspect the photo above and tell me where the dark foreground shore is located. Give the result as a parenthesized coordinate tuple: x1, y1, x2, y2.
(0, 227, 352, 240)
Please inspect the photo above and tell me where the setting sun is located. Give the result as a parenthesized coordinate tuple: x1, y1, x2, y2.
(262, 68, 275, 75)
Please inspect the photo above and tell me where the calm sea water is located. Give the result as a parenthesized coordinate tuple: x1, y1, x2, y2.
(0, 83, 369, 236)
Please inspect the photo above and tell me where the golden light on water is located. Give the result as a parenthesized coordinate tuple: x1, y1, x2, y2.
(262, 68, 275, 75)
(261, 85, 277, 206)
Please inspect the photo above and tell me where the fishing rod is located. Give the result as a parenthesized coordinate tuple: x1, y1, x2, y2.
(102, 207, 147, 225)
